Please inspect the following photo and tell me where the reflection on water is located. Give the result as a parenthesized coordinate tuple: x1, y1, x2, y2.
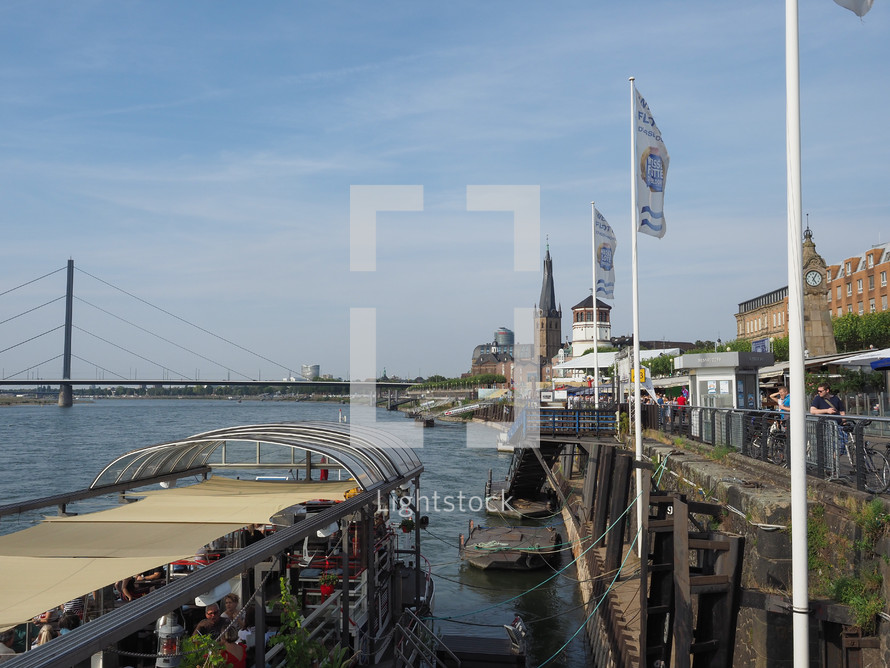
(0, 399, 588, 666)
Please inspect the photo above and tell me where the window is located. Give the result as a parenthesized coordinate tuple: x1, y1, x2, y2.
(836, 286, 841, 299)
(882, 271, 887, 287)
(837, 307, 842, 317)
(847, 283, 852, 297)
(870, 298, 876, 313)
(883, 295, 888, 311)
(869, 275, 875, 290)
(858, 302, 864, 315)
(868, 254, 874, 268)
(848, 304, 853, 313)
(846, 261, 852, 274)
(857, 279, 863, 293)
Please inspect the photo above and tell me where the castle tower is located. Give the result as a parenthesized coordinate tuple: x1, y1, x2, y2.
(802, 227, 837, 356)
(536, 244, 562, 379)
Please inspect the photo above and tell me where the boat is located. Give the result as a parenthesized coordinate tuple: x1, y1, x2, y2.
(459, 520, 561, 570)
(0, 421, 434, 667)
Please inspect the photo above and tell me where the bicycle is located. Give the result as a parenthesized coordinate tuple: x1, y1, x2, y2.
(751, 413, 787, 466)
(830, 422, 890, 494)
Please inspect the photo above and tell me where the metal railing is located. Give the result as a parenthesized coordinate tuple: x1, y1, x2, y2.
(638, 404, 890, 494)
(506, 407, 618, 442)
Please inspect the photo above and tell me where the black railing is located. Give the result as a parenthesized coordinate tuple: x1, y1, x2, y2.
(638, 404, 890, 494)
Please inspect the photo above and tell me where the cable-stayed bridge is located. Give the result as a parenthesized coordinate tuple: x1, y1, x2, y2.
(0, 260, 413, 405)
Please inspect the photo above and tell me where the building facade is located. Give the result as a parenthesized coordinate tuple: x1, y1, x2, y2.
(826, 242, 890, 317)
(735, 287, 789, 343)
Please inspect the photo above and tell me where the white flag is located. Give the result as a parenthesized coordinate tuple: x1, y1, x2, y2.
(593, 207, 617, 300)
(834, 0, 873, 17)
(634, 88, 670, 239)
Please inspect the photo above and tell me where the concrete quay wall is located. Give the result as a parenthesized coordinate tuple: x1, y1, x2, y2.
(641, 435, 889, 667)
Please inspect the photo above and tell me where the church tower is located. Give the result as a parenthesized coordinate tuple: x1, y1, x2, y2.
(536, 244, 562, 379)
(802, 227, 837, 356)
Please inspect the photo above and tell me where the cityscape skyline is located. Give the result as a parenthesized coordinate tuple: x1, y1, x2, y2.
(0, 3, 887, 380)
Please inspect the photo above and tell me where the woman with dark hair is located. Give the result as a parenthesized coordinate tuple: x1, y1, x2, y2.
(58, 612, 81, 635)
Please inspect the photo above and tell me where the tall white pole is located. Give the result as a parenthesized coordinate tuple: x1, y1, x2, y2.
(591, 201, 600, 409)
(786, 0, 809, 663)
(629, 76, 644, 556)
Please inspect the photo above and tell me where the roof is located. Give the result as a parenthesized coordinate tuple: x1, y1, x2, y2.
(0, 421, 423, 631)
(570, 295, 612, 311)
(538, 247, 559, 316)
(0, 478, 356, 630)
(91, 421, 422, 491)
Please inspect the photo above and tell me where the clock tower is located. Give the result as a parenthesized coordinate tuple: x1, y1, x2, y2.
(802, 227, 836, 356)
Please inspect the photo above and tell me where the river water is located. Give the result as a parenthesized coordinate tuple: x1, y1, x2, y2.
(0, 399, 587, 667)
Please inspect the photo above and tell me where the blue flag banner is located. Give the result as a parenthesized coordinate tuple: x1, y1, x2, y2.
(593, 207, 617, 300)
(634, 88, 669, 239)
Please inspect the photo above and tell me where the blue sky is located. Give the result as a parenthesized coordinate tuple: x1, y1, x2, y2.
(0, 2, 887, 382)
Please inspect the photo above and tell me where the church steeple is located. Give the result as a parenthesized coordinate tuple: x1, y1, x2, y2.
(538, 242, 559, 317)
(535, 241, 563, 380)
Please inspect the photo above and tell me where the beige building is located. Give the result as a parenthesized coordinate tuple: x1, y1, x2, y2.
(826, 242, 890, 317)
(735, 287, 788, 342)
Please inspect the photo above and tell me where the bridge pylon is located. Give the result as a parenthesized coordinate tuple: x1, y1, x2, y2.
(58, 259, 74, 407)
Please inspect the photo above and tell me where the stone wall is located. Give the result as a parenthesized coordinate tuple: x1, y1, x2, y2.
(642, 436, 889, 666)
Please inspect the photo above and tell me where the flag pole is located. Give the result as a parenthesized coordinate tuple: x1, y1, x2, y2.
(786, 0, 809, 663)
(591, 201, 600, 409)
(629, 76, 644, 557)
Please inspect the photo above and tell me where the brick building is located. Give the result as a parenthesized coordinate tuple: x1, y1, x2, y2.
(826, 242, 890, 317)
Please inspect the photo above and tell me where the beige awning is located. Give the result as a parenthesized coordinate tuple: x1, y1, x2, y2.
(0, 478, 357, 630)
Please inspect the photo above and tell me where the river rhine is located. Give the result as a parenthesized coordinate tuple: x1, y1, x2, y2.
(0, 399, 587, 666)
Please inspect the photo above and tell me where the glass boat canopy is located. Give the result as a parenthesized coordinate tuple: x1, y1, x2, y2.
(91, 421, 424, 491)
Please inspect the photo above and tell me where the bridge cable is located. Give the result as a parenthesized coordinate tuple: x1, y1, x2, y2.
(71, 354, 129, 381)
(0, 296, 66, 327)
(0, 266, 66, 299)
(3, 354, 63, 380)
(0, 325, 65, 355)
(75, 267, 294, 373)
(75, 296, 254, 381)
(73, 326, 190, 380)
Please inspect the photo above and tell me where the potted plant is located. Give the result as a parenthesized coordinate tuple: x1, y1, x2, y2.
(399, 518, 415, 533)
(318, 571, 339, 598)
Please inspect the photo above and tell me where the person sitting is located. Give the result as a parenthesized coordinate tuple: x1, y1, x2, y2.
(240, 525, 264, 547)
(0, 630, 15, 656)
(61, 596, 86, 620)
(192, 603, 226, 637)
(31, 624, 55, 648)
(220, 626, 247, 668)
(58, 612, 81, 636)
(220, 593, 239, 620)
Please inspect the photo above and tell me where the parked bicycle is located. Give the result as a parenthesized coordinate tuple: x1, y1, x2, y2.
(751, 412, 787, 466)
(828, 422, 890, 495)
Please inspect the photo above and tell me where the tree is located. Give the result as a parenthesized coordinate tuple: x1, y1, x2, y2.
(833, 313, 862, 352)
(772, 336, 789, 362)
(647, 354, 675, 377)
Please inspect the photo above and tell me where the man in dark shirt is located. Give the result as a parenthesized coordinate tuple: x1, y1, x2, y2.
(810, 384, 846, 417)
(810, 383, 848, 451)
(192, 603, 226, 637)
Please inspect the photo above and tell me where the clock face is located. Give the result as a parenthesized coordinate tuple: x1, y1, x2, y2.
(805, 270, 823, 287)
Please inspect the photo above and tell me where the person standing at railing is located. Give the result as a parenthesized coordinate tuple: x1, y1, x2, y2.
(810, 383, 848, 452)
(770, 386, 791, 418)
(809, 384, 846, 418)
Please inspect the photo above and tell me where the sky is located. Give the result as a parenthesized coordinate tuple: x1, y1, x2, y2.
(0, 2, 887, 382)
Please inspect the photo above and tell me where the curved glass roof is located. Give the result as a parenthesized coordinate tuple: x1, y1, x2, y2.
(91, 421, 423, 490)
